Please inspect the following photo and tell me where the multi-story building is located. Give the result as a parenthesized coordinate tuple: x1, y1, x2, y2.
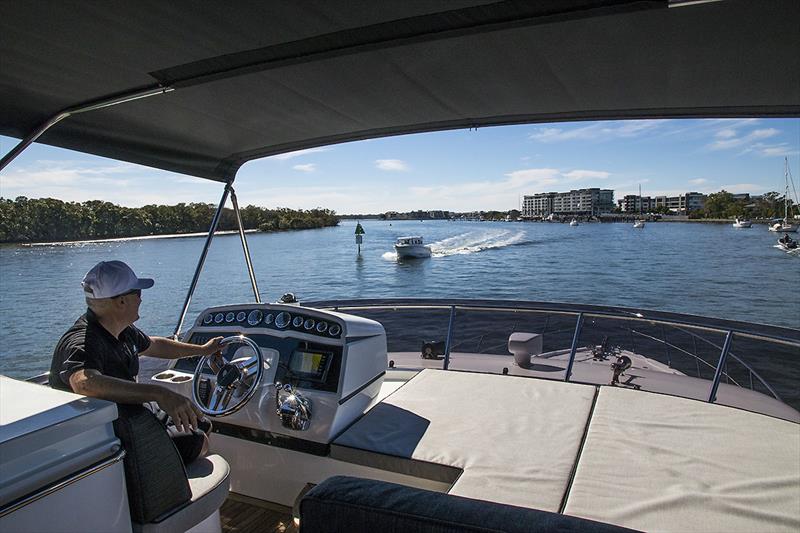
(618, 192, 706, 214)
(523, 188, 614, 217)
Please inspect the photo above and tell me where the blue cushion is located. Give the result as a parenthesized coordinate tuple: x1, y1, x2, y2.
(300, 476, 640, 533)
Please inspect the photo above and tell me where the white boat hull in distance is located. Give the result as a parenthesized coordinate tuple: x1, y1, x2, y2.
(733, 218, 752, 228)
(395, 244, 432, 258)
(569, 219, 579, 226)
(394, 236, 432, 258)
(769, 222, 798, 232)
(633, 220, 645, 228)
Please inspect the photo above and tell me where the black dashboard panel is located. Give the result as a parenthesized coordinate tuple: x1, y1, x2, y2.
(199, 308, 342, 339)
(179, 332, 341, 392)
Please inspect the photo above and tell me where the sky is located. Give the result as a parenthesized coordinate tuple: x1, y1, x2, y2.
(1, 118, 798, 214)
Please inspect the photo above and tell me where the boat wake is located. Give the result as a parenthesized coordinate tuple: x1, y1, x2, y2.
(773, 244, 800, 256)
(429, 230, 526, 257)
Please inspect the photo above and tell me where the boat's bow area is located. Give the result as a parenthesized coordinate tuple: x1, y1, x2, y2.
(333, 369, 800, 532)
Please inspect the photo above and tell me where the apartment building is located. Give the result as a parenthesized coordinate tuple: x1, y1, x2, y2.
(618, 192, 705, 214)
(523, 188, 614, 217)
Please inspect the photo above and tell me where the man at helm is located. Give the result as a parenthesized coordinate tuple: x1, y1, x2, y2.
(49, 260, 222, 463)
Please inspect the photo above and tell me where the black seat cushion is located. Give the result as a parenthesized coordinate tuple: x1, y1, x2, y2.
(300, 476, 641, 533)
(114, 404, 192, 524)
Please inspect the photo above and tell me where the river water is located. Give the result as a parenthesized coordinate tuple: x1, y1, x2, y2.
(0, 219, 797, 379)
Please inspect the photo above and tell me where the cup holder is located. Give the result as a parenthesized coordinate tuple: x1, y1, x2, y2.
(172, 376, 192, 383)
(154, 372, 174, 380)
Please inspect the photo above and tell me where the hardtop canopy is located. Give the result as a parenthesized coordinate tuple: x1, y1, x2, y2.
(1, 0, 798, 183)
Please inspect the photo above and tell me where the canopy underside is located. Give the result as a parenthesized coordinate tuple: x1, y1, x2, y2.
(1, 0, 798, 182)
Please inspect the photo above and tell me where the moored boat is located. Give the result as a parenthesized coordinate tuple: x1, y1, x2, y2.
(733, 217, 752, 228)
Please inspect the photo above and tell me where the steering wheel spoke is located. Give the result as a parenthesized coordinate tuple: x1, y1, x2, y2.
(192, 335, 264, 417)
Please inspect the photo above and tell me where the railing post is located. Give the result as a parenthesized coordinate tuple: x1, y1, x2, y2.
(443, 306, 456, 370)
(708, 330, 733, 403)
(564, 313, 584, 382)
(172, 182, 231, 337)
(229, 187, 261, 303)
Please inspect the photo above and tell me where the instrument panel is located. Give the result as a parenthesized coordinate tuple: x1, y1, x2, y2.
(200, 308, 342, 338)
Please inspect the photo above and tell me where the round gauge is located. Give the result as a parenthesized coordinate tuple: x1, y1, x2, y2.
(292, 316, 304, 328)
(275, 311, 291, 329)
(203, 314, 213, 325)
(247, 309, 263, 326)
(328, 324, 342, 337)
(225, 312, 235, 323)
(264, 313, 275, 325)
(236, 311, 247, 322)
(303, 318, 315, 330)
(315, 321, 328, 334)
(214, 313, 224, 324)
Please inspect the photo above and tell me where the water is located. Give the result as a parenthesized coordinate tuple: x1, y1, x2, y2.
(0, 220, 797, 379)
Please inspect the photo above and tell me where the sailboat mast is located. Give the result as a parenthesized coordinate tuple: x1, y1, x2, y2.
(785, 157, 789, 222)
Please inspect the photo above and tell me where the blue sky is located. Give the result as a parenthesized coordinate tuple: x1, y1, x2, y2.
(1, 118, 798, 214)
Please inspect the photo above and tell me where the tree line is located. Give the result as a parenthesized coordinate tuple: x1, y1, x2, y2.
(688, 191, 795, 220)
(0, 197, 339, 243)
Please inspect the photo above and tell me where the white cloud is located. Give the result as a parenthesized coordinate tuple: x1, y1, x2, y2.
(689, 178, 708, 185)
(529, 120, 663, 143)
(719, 183, 768, 194)
(375, 159, 409, 171)
(715, 129, 736, 139)
(739, 142, 799, 158)
(292, 163, 316, 172)
(706, 128, 779, 151)
(270, 147, 331, 160)
(563, 170, 610, 181)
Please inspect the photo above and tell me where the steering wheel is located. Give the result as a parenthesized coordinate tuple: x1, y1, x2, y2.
(192, 335, 265, 417)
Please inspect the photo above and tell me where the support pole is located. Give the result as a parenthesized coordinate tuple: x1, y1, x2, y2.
(230, 187, 261, 303)
(564, 313, 584, 382)
(708, 330, 733, 403)
(443, 306, 456, 370)
(1, 86, 172, 172)
(173, 183, 231, 337)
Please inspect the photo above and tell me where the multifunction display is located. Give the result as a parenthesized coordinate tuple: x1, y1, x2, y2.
(289, 350, 332, 383)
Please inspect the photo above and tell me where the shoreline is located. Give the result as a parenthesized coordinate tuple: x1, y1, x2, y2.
(16, 229, 259, 247)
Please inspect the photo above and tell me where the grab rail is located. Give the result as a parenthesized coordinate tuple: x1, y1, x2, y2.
(309, 298, 799, 408)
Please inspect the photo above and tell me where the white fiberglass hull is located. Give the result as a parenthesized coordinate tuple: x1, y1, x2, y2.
(395, 244, 432, 258)
(733, 220, 752, 228)
(769, 222, 798, 232)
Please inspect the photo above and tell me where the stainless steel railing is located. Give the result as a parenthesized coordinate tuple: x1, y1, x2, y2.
(309, 298, 799, 408)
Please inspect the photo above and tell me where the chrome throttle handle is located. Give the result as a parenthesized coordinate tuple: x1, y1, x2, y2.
(275, 382, 312, 431)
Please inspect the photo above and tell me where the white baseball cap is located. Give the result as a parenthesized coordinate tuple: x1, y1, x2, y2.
(82, 260, 154, 299)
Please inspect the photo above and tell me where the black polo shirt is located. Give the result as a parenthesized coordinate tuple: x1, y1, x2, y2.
(49, 309, 151, 392)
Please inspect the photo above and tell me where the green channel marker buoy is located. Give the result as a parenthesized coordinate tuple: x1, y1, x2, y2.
(355, 222, 365, 254)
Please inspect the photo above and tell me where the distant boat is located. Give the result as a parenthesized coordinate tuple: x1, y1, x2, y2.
(394, 236, 432, 258)
(733, 218, 752, 228)
(768, 158, 798, 233)
(569, 219, 579, 227)
(633, 184, 645, 228)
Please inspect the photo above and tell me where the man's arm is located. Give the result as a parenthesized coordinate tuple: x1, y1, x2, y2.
(140, 336, 222, 359)
(69, 369, 202, 432)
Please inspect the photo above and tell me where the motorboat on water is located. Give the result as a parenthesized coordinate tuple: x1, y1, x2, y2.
(733, 217, 753, 228)
(633, 185, 645, 228)
(569, 219, 579, 226)
(778, 234, 798, 251)
(1, 1, 799, 532)
(394, 236, 432, 258)
(632, 219, 645, 228)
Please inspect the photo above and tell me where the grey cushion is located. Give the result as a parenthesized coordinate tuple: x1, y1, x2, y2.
(134, 454, 230, 533)
(300, 476, 641, 533)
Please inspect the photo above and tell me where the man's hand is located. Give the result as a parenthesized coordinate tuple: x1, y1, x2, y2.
(202, 336, 224, 356)
(157, 387, 203, 433)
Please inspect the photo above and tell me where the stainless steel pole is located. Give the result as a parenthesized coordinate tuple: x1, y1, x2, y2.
(229, 187, 261, 302)
(443, 306, 456, 370)
(564, 313, 584, 382)
(173, 183, 231, 337)
(708, 330, 733, 403)
(0, 86, 172, 172)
